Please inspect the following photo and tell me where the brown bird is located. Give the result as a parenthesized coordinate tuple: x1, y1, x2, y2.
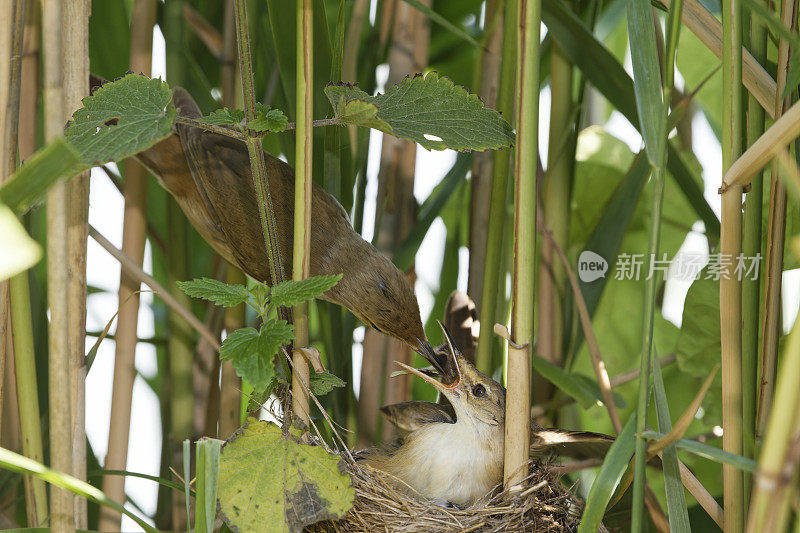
(364, 322, 615, 507)
(127, 83, 427, 349)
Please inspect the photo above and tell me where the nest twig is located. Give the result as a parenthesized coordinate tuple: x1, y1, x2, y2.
(308, 456, 587, 532)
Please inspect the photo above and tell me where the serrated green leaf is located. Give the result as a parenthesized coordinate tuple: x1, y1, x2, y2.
(64, 73, 176, 166)
(198, 107, 244, 127)
(0, 203, 42, 281)
(219, 419, 354, 533)
(324, 72, 515, 151)
(220, 327, 259, 362)
(332, 99, 390, 132)
(250, 103, 289, 132)
(221, 321, 294, 392)
(310, 372, 346, 396)
(0, 138, 81, 213)
(270, 274, 342, 308)
(257, 319, 295, 361)
(176, 278, 250, 307)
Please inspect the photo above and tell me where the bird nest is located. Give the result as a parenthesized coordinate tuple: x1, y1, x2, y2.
(307, 455, 585, 532)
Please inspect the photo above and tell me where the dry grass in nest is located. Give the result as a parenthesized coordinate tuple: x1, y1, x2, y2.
(308, 455, 587, 532)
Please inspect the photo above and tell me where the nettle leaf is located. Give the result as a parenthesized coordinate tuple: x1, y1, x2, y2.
(270, 274, 342, 308)
(199, 107, 244, 127)
(325, 72, 515, 151)
(310, 372, 346, 396)
(219, 419, 354, 533)
(65, 73, 175, 166)
(220, 320, 294, 392)
(250, 103, 289, 132)
(176, 278, 250, 307)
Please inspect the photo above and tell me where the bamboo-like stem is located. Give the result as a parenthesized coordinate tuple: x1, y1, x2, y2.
(62, 2, 89, 526)
(658, 0, 777, 118)
(741, 0, 766, 498)
(9, 274, 48, 525)
(535, 38, 573, 406)
(632, 164, 666, 532)
(233, 0, 286, 289)
(467, 0, 502, 314)
(292, 0, 314, 427)
(98, 2, 156, 529)
(721, 0, 745, 529)
(745, 314, 800, 532)
(58, 6, 85, 526)
(2, 0, 47, 525)
(476, 0, 516, 376)
(88, 227, 221, 351)
(722, 100, 800, 189)
(756, 0, 796, 438)
(503, 0, 540, 490)
(42, 0, 75, 529)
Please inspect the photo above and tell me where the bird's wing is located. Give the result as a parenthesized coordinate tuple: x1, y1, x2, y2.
(380, 401, 456, 432)
(176, 117, 295, 284)
(530, 427, 615, 461)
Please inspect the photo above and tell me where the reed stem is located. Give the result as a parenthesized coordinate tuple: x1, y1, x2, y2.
(2, 4, 47, 523)
(721, 0, 745, 529)
(292, 0, 314, 427)
(476, 0, 517, 376)
(741, 0, 767, 499)
(98, 1, 155, 528)
(536, 38, 573, 404)
(42, 0, 75, 528)
(503, 0, 540, 490)
(756, 0, 797, 438)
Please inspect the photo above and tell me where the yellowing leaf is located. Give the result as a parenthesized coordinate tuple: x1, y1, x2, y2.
(219, 419, 353, 533)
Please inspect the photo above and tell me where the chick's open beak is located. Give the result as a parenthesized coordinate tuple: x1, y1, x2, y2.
(394, 360, 459, 394)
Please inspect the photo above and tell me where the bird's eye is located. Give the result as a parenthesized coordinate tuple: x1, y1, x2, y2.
(472, 384, 486, 397)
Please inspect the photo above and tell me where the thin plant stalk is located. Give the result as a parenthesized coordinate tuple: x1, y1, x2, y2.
(630, 0, 682, 528)
(536, 38, 573, 405)
(468, 0, 502, 314)
(42, 0, 75, 529)
(745, 313, 800, 532)
(9, 273, 48, 525)
(62, 3, 90, 526)
(721, 0, 745, 530)
(2, 0, 47, 524)
(741, 0, 767, 497)
(756, 0, 797, 436)
(504, 0, 540, 490)
(233, 0, 286, 289)
(476, 0, 517, 376)
(98, 2, 156, 528)
(292, 0, 314, 426)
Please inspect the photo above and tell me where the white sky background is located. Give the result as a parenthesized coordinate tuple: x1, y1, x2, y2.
(82, 23, 800, 531)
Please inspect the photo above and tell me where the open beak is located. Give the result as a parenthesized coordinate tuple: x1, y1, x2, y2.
(394, 360, 460, 394)
(398, 322, 463, 391)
